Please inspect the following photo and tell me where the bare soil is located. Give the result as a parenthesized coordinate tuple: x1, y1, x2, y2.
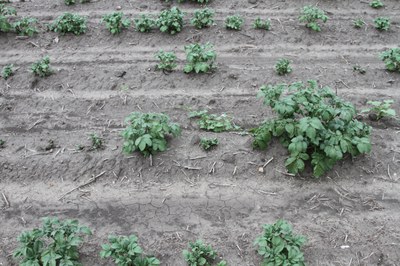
(1, 0, 400, 265)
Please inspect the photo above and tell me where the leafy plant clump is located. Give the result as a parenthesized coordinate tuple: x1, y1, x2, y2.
(251, 80, 372, 177)
(13, 17, 38, 36)
(90, 133, 103, 150)
(156, 7, 184, 35)
(190, 110, 240, 132)
(370, 0, 384, 8)
(191, 8, 214, 29)
(275, 58, 292, 75)
(299, 5, 328, 32)
(253, 17, 271, 30)
(0, 4, 16, 33)
(184, 43, 216, 74)
(122, 112, 181, 157)
(155, 50, 177, 72)
(65, 0, 76, 5)
(134, 14, 155, 33)
(374, 17, 390, 31)
(200, 137, 219, 151)
(31, 56, 53, 77)
(50, 13, 87, 35)
(2, 64, 14, 79)
(0, 139, 5, 148)
(225, 15, 244, 30)
(353, 18, 365, 28)
(380, 48, 400, 72)
(100, 234, 160, 266)
(254, 219, 306, 266)
(102, 12, 131, 35)
(13, 217, 92, 266)
(362, 100, 396, 120)
(183, 240, 227, 266)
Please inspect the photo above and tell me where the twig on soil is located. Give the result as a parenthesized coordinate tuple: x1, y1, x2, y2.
(387, 164, 393, 180)
(189, 155, 207, 160)
(2, 192, 10, 208)
(263, 157, 274, 168)
(275, 169, 295, 177)
(58, 171, 106, 200)
(232, 165, 237, 176)
(173, 160, 202, 170)
(209, 161, 217, 174)
(339, 79, 350, 89)
(28, 119, 45, 130)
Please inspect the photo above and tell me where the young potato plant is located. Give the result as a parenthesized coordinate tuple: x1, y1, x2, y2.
(362, 100, 396, 120)
(50, 13, 87, 35)
(134, 14, 155, 33)
(253, 17, 271, 30)
(191, 8, 214, 29)
(353, 18, 365, 29)
(0, 4, 16, 33)
(13, 17, 38, 36)
(65, 0, 76, 5)
(374, 17, 390, 31)
(190, 110, 240, 132)
(2, 64, 14, 79)
(90, 133, 103, 150)
(225, 15, 244, 30)
(156, 7, 184, 35)
(31, 56, 53, 77)
(155, 50, 177, 72)
(353, 65, 366, 74)
(184, 43, 216, 74)
(251, 80, 372, 177)
(13, 217, 92, 266)
(183, 240, 227, 266)
(0, 139, 4, 148)
(122, 112, 181, 157)
(299, 5, 328, 32)
(275, 58, 292, 75)
(370, 0, 384, 8)
(102, 12, 131, 35)
(254, 219, 306, 266)
(200, 137, 218, 151)
(100, 235, 160, 266)
(380, 48, 400, 72)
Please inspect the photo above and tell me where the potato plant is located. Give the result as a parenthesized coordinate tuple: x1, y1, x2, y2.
(225, 15, 244, 30)
(90, 133, 103, 150)
(200, 137, 218, 151)
(370, 0, 384, 8)
(31, 56, 53, 77)
(189, 110, 240, 132)
(353, 18, 365, 28)
(275, 58, 292, 75)
(253, 17, 271, 30)
(0, 4, 16, 33)
(50, 13, 87, 35)
(0, 139, 4, 148)
(183, 240, 227, 266)
(1, 64, 14, 79)
(102, 12, 131, 35)
(13, 17, 38, 36)
(184, 43, 216, 74)
(380, 48, 400, 72)
(374, 17, 390, 31)
(65, 0, 76, 5)
(155, 50, 177, 72)
(299, 5, 328, 32)
(191, 8, 214, 29)
(156, 7, 184, 35)
(362, 100, 396, 120)
(251, 80, 371, 177)
(134, 14, 155, 33)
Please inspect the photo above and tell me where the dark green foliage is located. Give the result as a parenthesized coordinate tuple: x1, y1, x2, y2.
(191, 8, 214, 29)
(13, 217, 92, 266)
(102, 12, 131, 35)
(253, 17, 271, 30)
(380, 48, 400, 72)
(362, 100, 396, 120)
(65, 0, 75, 5)
(134, 14, 155, 33)
(184, 43, 216, 74)
(225, 15, 244, 30)
(254, 220, 306, 266)
(189, 110, 240, 132)
(0, 4, 16, 33)
(2, 64, 14, 79)
(50, 13, 87, 35)
(374, 17, 390, 31)
(31, 56, 53, 77)
(156, 7, 184, 35)
(370, 0, 384, 8)
(90, 133, 103, 150)
(122, 112, 181, 157)
(200, 137, 219, 151)
(183, 240, 227, 266)
(299, 5, 328, 31)
(13, 17, 38, 36)
(275, 58, 292, 75)
(100, 235, 160, 266)
(353, 18, 365, 28)
(251, 80, 372, 177)
(0, 139, 5, 148)
(155, 50, 177, 71)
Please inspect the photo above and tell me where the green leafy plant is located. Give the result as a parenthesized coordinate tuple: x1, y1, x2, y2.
(134, 14, 155, 33)
(13, 17, 38, 36)
(254, 219, 306, 266)
(156, 7, 184, 35)
(251, 80, 372, 177)
(184, 43, 216, 74)
(31, 56, 53, 77)
(225, 15, 244, 30)
(353, 65, 366, 74)
(374, 17, 390, 31)
(275, 58, 292, 75)
(253, 17, 271, 30)
(102, 12, 131, 35)
(380, 48, 400, 72)
(183, 240, 227, 266)
(191, 8, 214, 29)
(122, 112, 181, 157)
(370, 0, 384, 8)
(65, 0, 76, 5)
(190, 110, 240, 133)
(200, 137, 219, 151)
(353, 18, 365, 28)
(13, 217, 92, 266)
(90, 133, 103, 150)
(100, 234, 160, 266)
(50, 13, 87, 35)
(2, 64, 14, 79)
(362, 100, 396, 120)
(299, 5, 328, 32)
(0, 139, 5, 148)
(0, 4, 16, 33)
(155, 50, 177, 72)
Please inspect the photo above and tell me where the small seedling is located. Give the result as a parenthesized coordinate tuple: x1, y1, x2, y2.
(353, 65, 366, 74)
(225, 15, 244, 30)
(362, 100, 396, 120)
(370, 0, 384, 8)
(0, 139, 5, 148)
(155, 50, 177, 72)
(134, 14, 155, 33)
(189, 110, 240, 132)
(374, 17, 390, 31)
(183, 240, 226, 266)
(76, 144, 85, 151)
(253, 17, 271, 30)
(184, 43, 216, 74)
(200, 138, 218, 151)
(299, 5, 328, 32)
(13, 17, 38, 36)
(100, 234, 160, 266)
(50, 12, 87, 35)
(102, 12, 131, 35)
(2, 64, 14, 79)
(64, 0, 75, 5)
(90, 133, 103, 150)
(353, 18, 365, 28)
(254, 220, 306, 266)
(31, 56, 52, 77)
(191, 8, 215, 29)
(122, 112, 181, 157)
(156, 7, 184, 35)
(0, 4, 16, 33)
(380, 48, 400, 72)
(275, 58, 292, 75)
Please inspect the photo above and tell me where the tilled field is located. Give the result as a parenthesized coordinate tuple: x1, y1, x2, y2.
(1, 0, 400, 265)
